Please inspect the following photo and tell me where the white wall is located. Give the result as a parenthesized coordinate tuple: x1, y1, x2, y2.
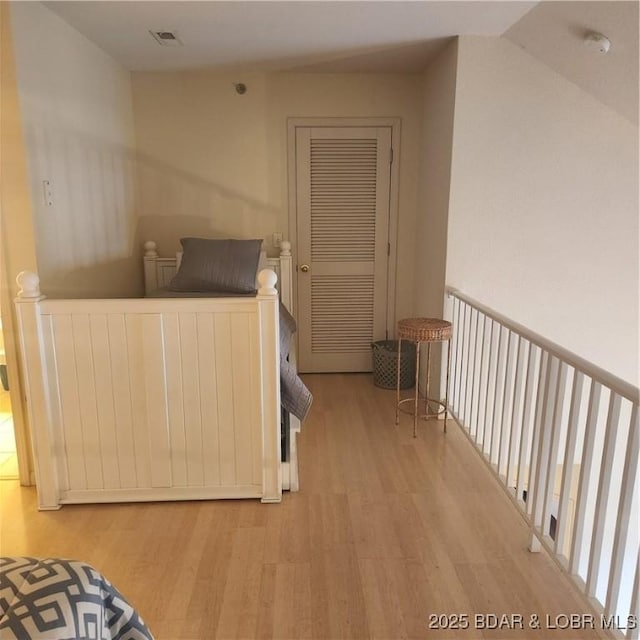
(414, 40, 458, 394)
(415, 41, 458, 318)
(447, 36, 639, 385)
(132, 70, 424, 322)
(10, 2, 138, 298)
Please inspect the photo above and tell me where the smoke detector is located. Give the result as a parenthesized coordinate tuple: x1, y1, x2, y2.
(149, 30, 183, 47)
(584, 32, 611, 54)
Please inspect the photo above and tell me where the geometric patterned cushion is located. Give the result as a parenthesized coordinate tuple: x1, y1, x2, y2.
(0, 557, 154, 640)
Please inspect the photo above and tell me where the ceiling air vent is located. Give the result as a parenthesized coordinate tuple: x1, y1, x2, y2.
(149, 30, 183, 47)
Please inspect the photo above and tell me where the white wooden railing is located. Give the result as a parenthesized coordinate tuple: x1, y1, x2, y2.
(445, 288, 639, 638)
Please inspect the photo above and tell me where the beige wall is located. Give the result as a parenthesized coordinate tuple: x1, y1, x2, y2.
(133, 70, 424, 321)
(133, 70, 273, 255)
(10, 2, 138, 298)
(447, 36, 639, 384)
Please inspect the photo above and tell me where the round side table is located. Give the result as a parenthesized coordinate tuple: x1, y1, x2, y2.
(395, 318, 452, 437)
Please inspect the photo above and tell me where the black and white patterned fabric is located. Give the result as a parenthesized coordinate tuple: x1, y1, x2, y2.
(0, 557, 154, 640)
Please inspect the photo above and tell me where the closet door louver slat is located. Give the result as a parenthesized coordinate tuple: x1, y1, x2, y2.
(311, 137, 377, 264)
(296, 127, 391, 372)
(311, 275, 374, 353)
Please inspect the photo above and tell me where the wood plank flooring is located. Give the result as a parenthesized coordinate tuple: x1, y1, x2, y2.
(0, 374, 607, 639)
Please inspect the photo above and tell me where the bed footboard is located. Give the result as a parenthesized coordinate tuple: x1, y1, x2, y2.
(15, 270, 282, 509)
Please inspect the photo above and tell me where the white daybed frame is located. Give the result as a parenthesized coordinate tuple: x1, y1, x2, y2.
(143, 240, 300, 492)
(142, 239, 294, 316)
(15, 242, 298, 510)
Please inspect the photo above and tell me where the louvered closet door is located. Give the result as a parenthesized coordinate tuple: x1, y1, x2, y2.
(296, 127, 391, 372)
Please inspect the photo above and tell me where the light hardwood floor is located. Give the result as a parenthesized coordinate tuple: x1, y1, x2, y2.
(0, 374, 607, 640)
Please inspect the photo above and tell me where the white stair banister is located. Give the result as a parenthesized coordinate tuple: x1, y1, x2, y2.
(444, 286, 639, 627)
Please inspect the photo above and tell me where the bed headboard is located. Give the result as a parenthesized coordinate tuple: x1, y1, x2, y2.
(143, 240, 294, 313)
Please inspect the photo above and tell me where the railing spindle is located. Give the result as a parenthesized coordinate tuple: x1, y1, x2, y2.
(516, 342, 537, 508)
(541, 360, 568, 546)
(605, 403, 638, 619)
(455, 302, 467, 419)
(627, 561, 639, 639)
(586, 392, 622, 598)
(481, 318, 495, 454)
(489, 327, 506, 466)
(498, 331, 516, 480)
(463, 307, 475, 428)
(507, 336, 525, 495)
(450, 297, 461, 412)
(555, 370, 585, 562)
(531, 355, 559, 535)
(476, 315, 489, 449)
(570, 380, 602, 578)
(526, 351, 549, 521)
(469, 309, 481, 439)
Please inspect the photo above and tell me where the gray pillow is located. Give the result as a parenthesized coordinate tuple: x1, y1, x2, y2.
(169, 238, 263, 293)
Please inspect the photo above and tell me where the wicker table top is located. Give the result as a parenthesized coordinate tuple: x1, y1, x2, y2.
(398, 317, 452, 342)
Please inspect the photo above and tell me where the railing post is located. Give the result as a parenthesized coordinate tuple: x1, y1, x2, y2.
(605, 404, 638, 619)
(278, 241, 293, 314)
(143, 240, 159, 293)
(257, 269, 282, 503)
(14, 271, 60, 510)
(442, 289, 456, 407)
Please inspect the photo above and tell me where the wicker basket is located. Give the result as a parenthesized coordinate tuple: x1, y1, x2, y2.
(371, 340, 416, 390)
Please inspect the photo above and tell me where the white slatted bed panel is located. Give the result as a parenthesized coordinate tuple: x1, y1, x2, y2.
(143, 240, 299, 490)
(15, 245, 294, 509)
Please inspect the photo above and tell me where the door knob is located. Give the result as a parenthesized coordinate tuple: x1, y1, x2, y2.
(300, 264, 310, 273)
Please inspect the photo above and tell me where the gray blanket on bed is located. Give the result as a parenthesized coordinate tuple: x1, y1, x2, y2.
(278, 303, 312, 421)
(147, 288, 312, 421)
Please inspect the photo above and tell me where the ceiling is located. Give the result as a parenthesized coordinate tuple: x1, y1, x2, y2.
(43, 1, 536, 72)
(43, 1, 638, 124)
(505, 1, 638, 124)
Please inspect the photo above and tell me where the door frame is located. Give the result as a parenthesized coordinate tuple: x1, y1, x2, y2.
(286, 117, 401, 354)
(0, 240, 32, 486)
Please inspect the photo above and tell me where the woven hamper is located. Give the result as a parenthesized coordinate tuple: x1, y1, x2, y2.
(371, 340, 416, 390)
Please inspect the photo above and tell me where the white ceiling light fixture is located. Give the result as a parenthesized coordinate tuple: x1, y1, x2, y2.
(149, 30, 183, 47)
(584, 31, 611, 54)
